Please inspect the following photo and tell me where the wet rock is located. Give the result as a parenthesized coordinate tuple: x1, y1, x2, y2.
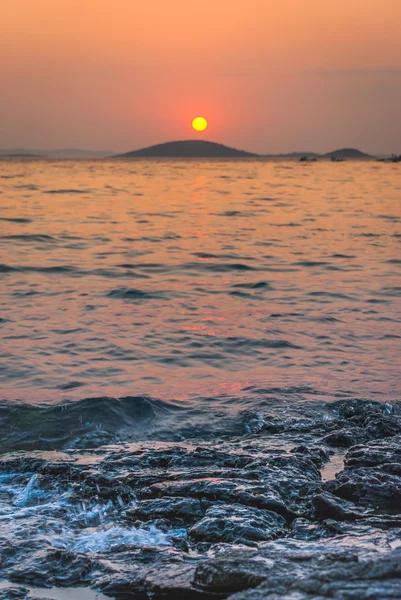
(141, 477, 296, 519)
(127, 497, 203, 525)
(325, 436, 401, 512)
(194, 539, 372, 596)
(229, 547, 401, 599)
(1, 399, 401, 599)
(327, 467, 401, 511)
(291, 445, 330, 467)
(345, 437, 401, 469)
(289, 517, 328, 540)
(97, 555, 206, 599)
(332, 400, 401, 436)
(7, 549, 93, 587)
(193, 548, 271, 593)
(189, 504, 285, 544)
(96, 570, 148, 599)
(312, 491, 365, 520)
(322, 427, 366, 448)
(139, 452, 323, 520)
(146, 561, 211, 599)
(0, 587, 28, 600)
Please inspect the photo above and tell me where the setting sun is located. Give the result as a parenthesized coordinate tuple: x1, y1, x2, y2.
(192, 116, 208, 132)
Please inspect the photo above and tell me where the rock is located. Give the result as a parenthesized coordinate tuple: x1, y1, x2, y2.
(96, 571, 148, 599)
(226, 545, 401, 600)
(327, 467, 401, 510)
(189, 504, 285, 544)
(97, 554, 205, 599)
(1, 399, 401, 599)
(0, 587, 28, 600)
(193, 549, 271, 593)
(345, 437, 401, 469)
(146, 562, 210, 599)
(7, 550, 93, 587)
(289, 517, 326, 540)
(127, 497, 203, 525)
(325, 436, 401, 512)
(323, 428, 366, 448)
(141, 477, 297, 519)
(312, 491, 365, 520)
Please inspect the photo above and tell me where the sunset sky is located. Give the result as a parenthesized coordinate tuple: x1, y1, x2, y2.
(1, 0, 401, 154)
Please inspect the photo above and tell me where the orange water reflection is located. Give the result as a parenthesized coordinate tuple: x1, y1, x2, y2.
(0, 159, 400, 403)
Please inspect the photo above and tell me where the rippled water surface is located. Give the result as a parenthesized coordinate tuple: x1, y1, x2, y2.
(1, 159, 400, 406)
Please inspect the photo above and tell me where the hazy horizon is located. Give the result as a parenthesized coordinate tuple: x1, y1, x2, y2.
(2, 0, 401, 154)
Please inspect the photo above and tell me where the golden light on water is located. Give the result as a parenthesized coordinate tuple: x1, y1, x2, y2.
(192, 116, 208, 132)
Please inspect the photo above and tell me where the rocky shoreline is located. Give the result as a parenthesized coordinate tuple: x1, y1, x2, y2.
(1, 399, 401, 599)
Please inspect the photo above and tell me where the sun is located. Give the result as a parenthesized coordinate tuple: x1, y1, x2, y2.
(192, 116, 208, 132)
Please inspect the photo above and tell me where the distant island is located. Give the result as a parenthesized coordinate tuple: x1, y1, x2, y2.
(114, 140, 258, 158)
(324, 148, 371, 159)
(0, 153, 45, 159)
(0, 148, 114, 159)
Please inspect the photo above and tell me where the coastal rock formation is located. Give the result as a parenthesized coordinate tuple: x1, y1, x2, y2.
(1, 399, 401, 599)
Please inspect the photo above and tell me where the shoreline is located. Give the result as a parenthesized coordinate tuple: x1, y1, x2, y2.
(1, 398, 401, 599)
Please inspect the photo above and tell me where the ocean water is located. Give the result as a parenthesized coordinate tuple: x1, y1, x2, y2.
(0, 158, 400, 443)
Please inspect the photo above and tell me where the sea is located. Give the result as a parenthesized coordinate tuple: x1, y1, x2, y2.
(0, 158, 400, 598)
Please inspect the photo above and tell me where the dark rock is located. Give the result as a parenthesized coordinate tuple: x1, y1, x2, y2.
(189, 504, 285, 544)
(193, 549, 270, 593)
(291, 445, 330, 466)
(97, 555, 206, 599)
(345, 438, 401, 469)
(289, 517, 326, 540)
(141, 477, 297, 519)
(0, 587, 28, 600)
(323, 428, 366, 448)
(327, 467, 401, 510)
(325, 436, 401, 512)
(312, 491, 365, 520)
(97, 571, 148, 599)
(146, 562, 211, 599)
(226, 545, 401, 600)
(7, 550, 93, 587)
(1, 399, 401, 599)
(127, 497, 203, 525)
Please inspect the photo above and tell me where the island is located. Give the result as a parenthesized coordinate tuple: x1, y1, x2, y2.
(114, 140, 258, 158)
(324, 148, 371, 159)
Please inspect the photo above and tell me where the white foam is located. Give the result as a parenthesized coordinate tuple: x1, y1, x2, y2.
(50, 524, 174, 553)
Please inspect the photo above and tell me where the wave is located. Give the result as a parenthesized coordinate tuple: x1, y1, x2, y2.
(106, 287, 167, 300)
(0, 264, 150, 280)
(1, 394, 399, 456)
(183, 261, 258, 272)
(0, 396, 165, 453)
(0, 217, 32, 223)
(0, 394, 258, 453)
(45, 189, 90, 194)
(294, 261, 331, 267)
(231, 281, 272, 290)
(0, 234, 56, 242)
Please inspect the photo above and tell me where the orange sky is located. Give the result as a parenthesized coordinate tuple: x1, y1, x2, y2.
(1, 0, 401, 153)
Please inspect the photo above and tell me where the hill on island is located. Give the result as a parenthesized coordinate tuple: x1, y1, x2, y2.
(324, 148, 371, 159)
(115, 140, 258, 158)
